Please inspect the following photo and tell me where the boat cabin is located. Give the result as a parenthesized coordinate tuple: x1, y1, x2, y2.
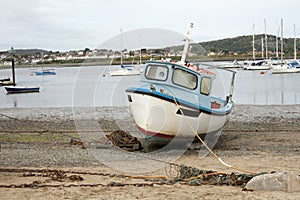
(140, 61, 224, 109)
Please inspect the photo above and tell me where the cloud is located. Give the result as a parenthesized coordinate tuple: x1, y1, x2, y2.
(99, 28, 186, 50)
(1, 0, 300, 51)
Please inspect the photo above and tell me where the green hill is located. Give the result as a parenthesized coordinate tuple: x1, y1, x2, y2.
(201, 34, 297, 54)
(160, 34, 299, 60)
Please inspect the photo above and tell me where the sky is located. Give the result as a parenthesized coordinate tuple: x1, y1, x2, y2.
(1, 0, 300, 51)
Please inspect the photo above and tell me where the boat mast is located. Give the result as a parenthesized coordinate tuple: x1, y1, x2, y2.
(264, 19, 268, 60)
(179, 23, 193, 65)
(120, 29, 123, 66)
(252, 23, 256, 60)
(281, 19, 284, 63)
(276, 27, 279, 59)
(261, 37, 264, 59)
(294, 24, 297, 60)
(139, 35, 142, 64)
(11, 47, 16, 85)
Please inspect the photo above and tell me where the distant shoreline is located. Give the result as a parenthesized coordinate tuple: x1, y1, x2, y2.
(0, 57, 243, 69)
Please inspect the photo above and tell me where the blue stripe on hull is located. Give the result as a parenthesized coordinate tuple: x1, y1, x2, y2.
(126, 87, 232, 116)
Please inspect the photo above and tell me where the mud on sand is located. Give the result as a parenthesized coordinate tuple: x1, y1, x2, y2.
(0, 105, 299, 199)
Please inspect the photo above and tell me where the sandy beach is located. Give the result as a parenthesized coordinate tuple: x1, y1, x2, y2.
(0, 105, 299, 199)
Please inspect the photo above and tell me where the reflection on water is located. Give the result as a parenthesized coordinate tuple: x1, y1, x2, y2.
(233, 69, 300, 105)
(0, 65, 300, 108)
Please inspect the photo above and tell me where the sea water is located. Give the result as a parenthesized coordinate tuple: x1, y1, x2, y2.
(0, 65, 300, 108)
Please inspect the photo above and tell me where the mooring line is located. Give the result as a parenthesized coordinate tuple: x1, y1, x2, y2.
(164, 91, 257, 175)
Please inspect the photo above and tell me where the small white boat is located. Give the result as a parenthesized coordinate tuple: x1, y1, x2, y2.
(271, 20, 300, 74)
(271, 64, 300, 74)
(243, 60, 270, 70)
(109, 29, 142, 77)
(220, 60, 242, 68)
(109, 65, 142, 76)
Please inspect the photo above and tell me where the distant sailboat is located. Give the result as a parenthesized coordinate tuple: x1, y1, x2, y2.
(34, 52, 56, 76)
(4, 47, 40, 94)
(272, 19, 300, 74)
(289, 24, 300, 68)
(109, 29, 142, 76)
(243, 23, 270, 70)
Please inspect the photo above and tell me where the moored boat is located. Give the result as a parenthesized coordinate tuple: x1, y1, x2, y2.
(220, 60, 242, 68)
(4, 85, 40, 94)
(271, 20, 300, 74)
(35, 69, 56, 76)
(3, 47, 41, 93)
(243, 60, 271, 70)
(109, 65, 142, 76)
(0, 78, 10, 82)
(0, 78, 14, 86)
(271, 64, 300, 74)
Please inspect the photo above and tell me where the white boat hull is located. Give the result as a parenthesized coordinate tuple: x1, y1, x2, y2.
(127, 92, 230, 138)
(109, 69, 141, 76)
(271, 65, 300, 74)
(245, 66, 270, 70)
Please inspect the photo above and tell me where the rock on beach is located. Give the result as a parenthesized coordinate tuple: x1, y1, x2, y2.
(245, 172, 300, 192)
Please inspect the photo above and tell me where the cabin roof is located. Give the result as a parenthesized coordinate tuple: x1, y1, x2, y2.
(146, 60, 216, 78)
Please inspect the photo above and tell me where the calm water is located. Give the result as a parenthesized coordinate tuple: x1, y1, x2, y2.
(0, 64, 300, 108)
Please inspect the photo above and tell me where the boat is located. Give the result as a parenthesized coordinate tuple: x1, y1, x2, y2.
(3, 47, 40, 93)
(0, 80, 15, 86)
(4, 85, 40, 94)
(271, 19, 300, 74)
(242, 23, 270, 70)
(0, 78, 10, 82)
(0, 78, 14, 86)
(289, 60, 300, 68)
(243, 60, 271, 70)
(271, 63, 300, 74)
(109, 29, 142, 76)
(34, 52, 56, 76)
(125, 23, 236, 147)
(109, 65, 142, 76)
(35, 69, 56, 76)
(219, 60, 242, 68)
(288, 25, 300, 69)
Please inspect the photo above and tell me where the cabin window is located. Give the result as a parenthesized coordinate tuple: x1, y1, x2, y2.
(172, 68, 197, 90)
(145, 65, 168, 81)
(200, 77, 211, 95)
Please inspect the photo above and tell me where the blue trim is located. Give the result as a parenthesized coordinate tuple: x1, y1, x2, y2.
(126, 87, 232, 116)
(35, 71, 56, 76)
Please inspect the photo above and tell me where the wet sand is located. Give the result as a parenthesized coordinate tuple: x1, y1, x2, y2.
(0, 105, 299, 199)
